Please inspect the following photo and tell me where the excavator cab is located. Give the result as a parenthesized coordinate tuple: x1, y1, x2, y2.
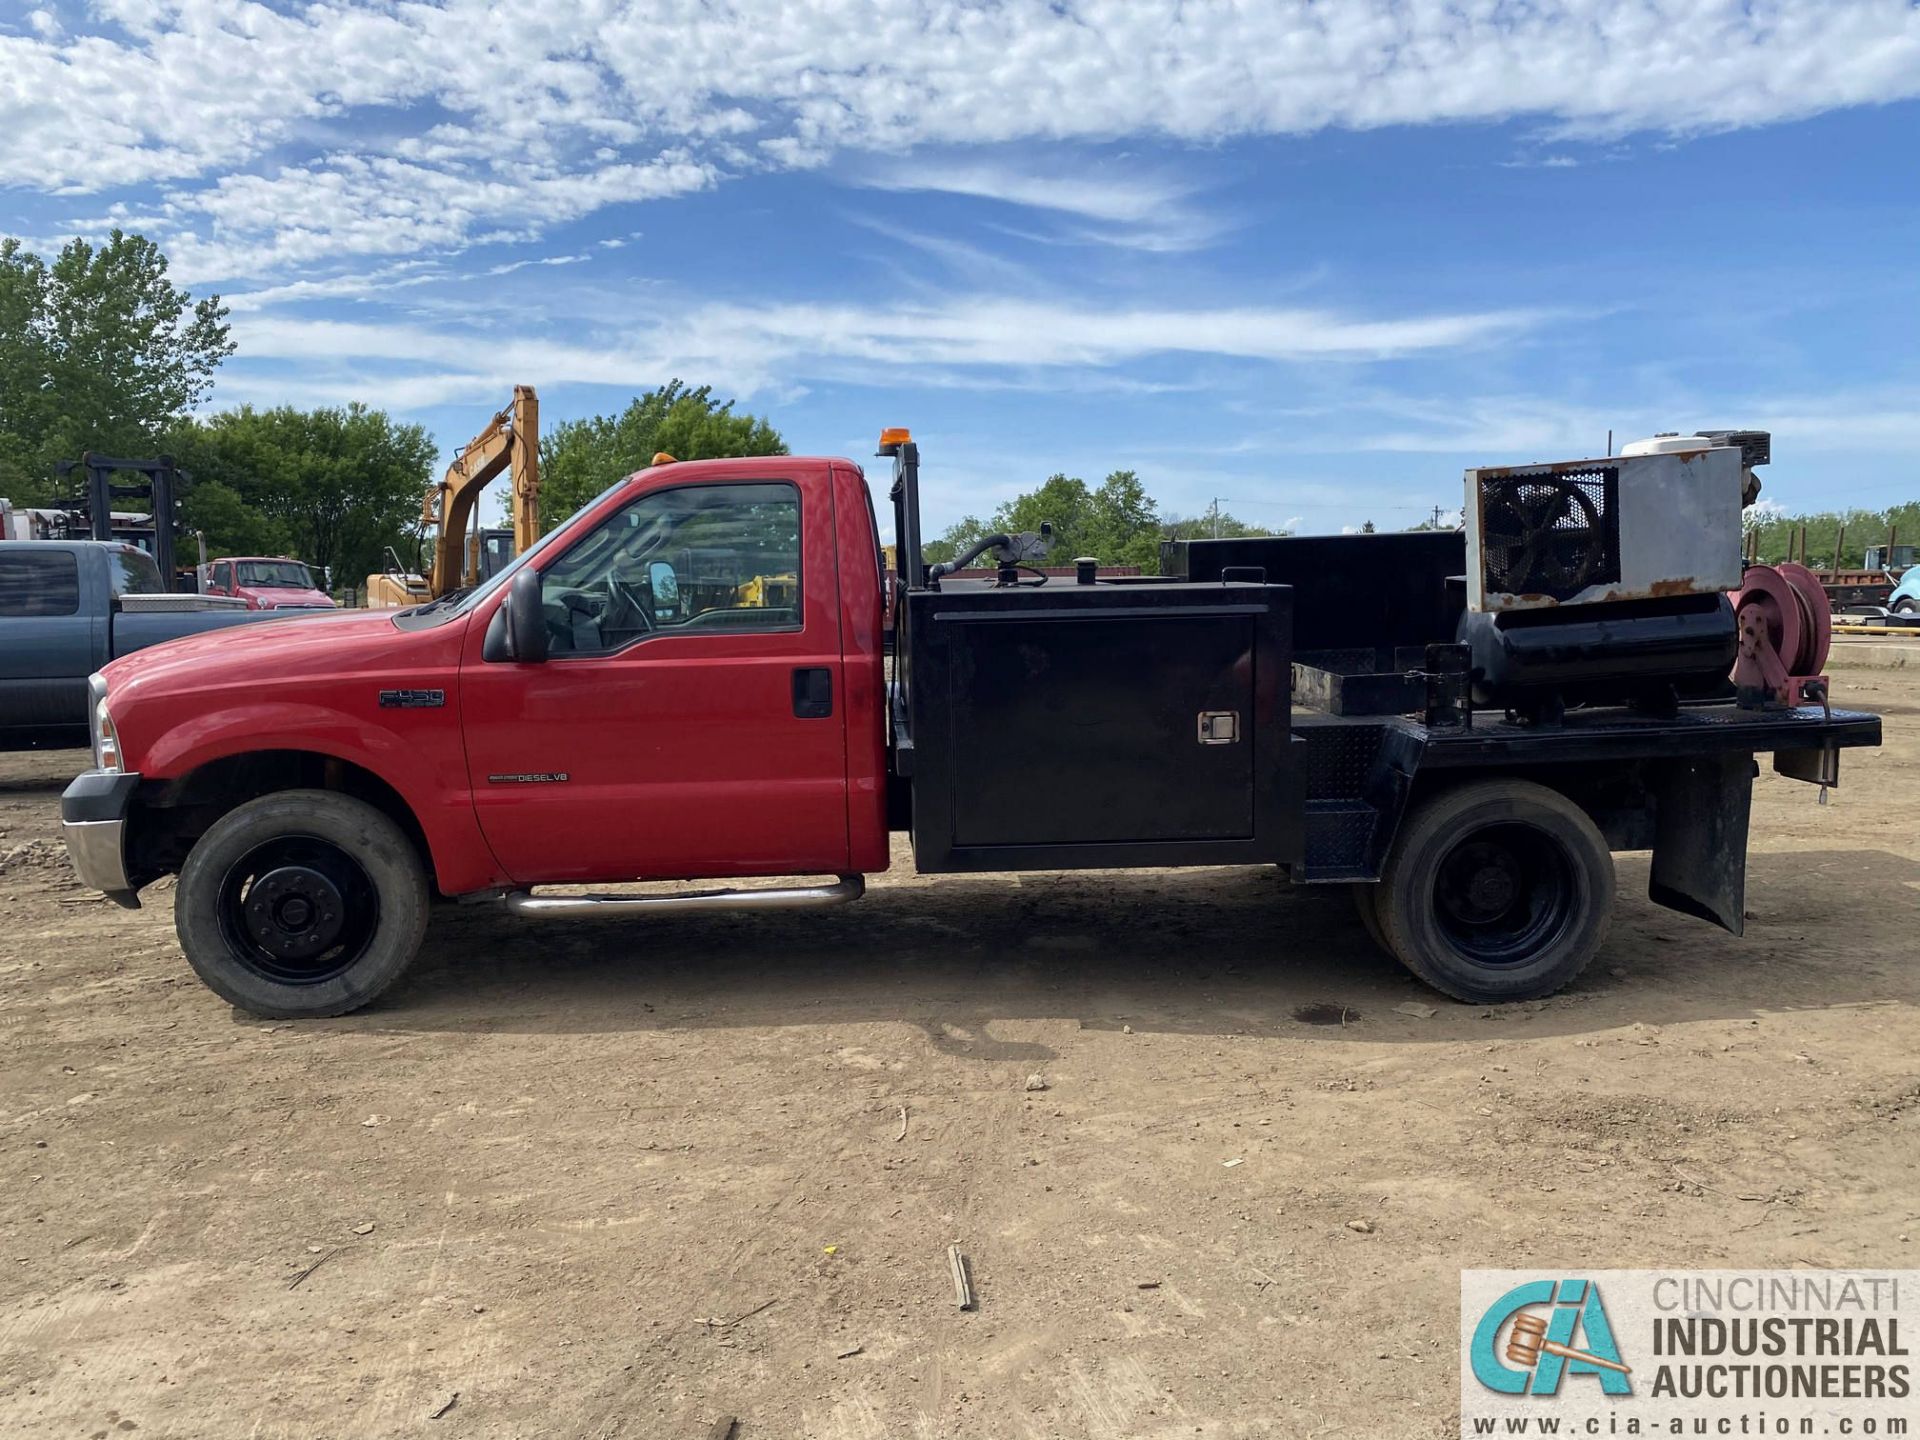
(365, 545, 431, 608)
(473, 527, 516, 585)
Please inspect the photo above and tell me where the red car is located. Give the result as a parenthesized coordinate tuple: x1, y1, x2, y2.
(203, 556, 336, 611)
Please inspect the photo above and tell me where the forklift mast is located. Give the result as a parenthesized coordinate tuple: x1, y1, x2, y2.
(52, 453, 184, 588)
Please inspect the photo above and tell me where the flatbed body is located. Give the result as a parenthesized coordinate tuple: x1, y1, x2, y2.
(892, 519, 1875, 935)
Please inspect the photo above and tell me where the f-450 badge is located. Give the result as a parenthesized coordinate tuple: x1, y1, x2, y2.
(378, 688, 446, 709)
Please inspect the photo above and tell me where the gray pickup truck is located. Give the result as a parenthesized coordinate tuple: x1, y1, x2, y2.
(0, 540, 285, 745)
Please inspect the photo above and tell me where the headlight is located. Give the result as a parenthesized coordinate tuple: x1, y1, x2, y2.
(88, 673, 120, 772)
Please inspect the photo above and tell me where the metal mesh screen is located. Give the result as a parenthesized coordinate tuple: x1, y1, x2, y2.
(1478, 465, 1621, 601)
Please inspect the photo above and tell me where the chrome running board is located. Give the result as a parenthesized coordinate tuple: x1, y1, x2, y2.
(503, 874, 864, 919)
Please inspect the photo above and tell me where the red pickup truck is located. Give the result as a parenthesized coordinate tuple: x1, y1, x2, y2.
(61, 430, 1880, 1018)
(202, 556, 338, 611)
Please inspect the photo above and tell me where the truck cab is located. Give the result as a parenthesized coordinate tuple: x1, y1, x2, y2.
(61, 433, 1880, 1020)
(444, 455, 889, 884)
(203, 556, 337, 611)
(63, 455, 889, 1019)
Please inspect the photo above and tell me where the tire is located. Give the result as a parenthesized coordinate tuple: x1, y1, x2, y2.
(175, 789, 429, 1018)
(1350, 882, 1390, 954)
(1375, 779, 1613, 1004)
(1895, 598, 1916, 616)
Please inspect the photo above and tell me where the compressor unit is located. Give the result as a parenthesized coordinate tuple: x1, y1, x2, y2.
(1457, 433, 1764, 719)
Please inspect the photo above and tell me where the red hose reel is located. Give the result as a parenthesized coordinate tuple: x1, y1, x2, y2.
(1731, 562, 1831, 708)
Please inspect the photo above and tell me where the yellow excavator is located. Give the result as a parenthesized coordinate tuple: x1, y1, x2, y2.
(366, 385, 540, 607)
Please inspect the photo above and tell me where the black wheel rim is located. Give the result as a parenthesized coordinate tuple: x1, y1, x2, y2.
(1431, 821, 1576, 967)
(216, 835, 380, 986)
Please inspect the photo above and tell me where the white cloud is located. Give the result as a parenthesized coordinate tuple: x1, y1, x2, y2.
(222, 261, 449, 312)
(215, 293, 1543, 410)
(484, 254, 591, 277)
(1500, 154, 1583, 169)
(866, 163, 1190, 227)
(5, 1, 1917, 277)
(850, 158, 1226, 251)
(157, 152, 714, 282)
(1333, 387, 1920, 459)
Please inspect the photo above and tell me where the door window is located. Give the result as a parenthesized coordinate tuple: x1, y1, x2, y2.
(538, 483, 801, 655)
(0, 551, 81, 616)
(107, 548, 166, 595)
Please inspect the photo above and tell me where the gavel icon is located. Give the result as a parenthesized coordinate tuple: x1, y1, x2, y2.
(1506, 1312, 1632, 1375)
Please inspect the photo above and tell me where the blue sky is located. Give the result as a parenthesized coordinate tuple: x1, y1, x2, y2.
(4, 1, 1918, 539)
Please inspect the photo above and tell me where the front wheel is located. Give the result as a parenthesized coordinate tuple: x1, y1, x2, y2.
(1894, 598, 1916, 616)
(175, 789, 429, 1018)
(1375, 779, 1614, 1003)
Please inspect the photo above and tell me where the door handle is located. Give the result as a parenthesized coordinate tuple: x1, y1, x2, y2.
(792, 667, 833, 719)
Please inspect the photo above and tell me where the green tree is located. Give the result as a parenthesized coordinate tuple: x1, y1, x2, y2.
(540, 380, 785, 529)
(1083, 470, 1163, 569)
(991, 473, 1097, 559)
(1744, 503, 1920, 570)
(1159, 510, 1273, 544)
(922, 513, 993, 566)
(0, 231, 232, 503)
(164, 404, 437, 587)
(922, 471, 1271, 572)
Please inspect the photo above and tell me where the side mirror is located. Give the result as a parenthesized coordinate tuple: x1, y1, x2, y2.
(486, 566, 550, 663)
(648, 560, 679, 612)
(507, 566, 549, 662)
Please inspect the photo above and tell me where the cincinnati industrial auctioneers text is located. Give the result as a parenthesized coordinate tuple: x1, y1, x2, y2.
(1649, 1275, 1909, 1403)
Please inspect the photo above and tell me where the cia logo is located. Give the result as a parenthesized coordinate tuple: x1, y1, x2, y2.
(1470, 1278, 1633, 1396)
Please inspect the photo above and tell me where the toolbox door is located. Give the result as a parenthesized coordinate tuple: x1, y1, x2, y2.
(948, 614, 1256, 847)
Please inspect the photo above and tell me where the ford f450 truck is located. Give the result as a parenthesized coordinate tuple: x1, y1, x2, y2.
(61, 429, 1880, 1017)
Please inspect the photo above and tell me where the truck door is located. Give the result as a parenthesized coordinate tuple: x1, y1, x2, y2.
(0, 548, 92, 729)
(459, 476, 851, 884)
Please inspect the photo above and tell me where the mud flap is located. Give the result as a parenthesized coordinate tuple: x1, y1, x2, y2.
(1648, 752, 1753, 935)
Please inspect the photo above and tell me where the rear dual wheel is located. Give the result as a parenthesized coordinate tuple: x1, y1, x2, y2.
(1359, 779, 1614, 1003)
(176, 790, 429, 1018)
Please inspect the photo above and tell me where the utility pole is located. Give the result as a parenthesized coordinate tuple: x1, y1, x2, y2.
(1210, 497, 1222, 539)
(1429, 505, 1445, 530)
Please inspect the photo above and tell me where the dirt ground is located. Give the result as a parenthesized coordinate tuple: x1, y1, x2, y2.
(2, 676, 1917, 1440)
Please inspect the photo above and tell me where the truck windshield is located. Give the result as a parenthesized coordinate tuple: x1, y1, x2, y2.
(236, 560, 315, 589)
(107, 548, 166, 596)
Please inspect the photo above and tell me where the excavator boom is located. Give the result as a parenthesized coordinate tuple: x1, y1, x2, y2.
(423, 384, 539, 596)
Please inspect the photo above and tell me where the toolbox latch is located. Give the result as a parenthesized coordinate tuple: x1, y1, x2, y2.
(1197, 711, 1240, 745)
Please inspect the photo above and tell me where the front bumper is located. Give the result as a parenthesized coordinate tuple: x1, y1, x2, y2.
(61, 770, 142, 909)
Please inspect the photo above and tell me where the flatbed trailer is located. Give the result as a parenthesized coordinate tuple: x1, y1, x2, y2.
(61, 427, 1881, 1016)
